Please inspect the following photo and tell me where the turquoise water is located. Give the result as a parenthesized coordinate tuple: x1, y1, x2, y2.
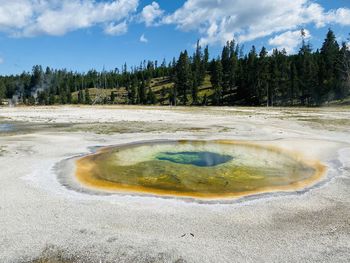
(156, 151, 233, 167)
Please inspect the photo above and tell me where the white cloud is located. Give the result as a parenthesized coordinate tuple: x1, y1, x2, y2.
(140, 1, 164, 26)
(104, 21, 128, 36)
(162, 0, 350, 46)
(0, 1, 33, 30)
(0, 0, 138, 37)
(0, 57, 4, 64)
(140, 34, 148, 43)
(268, 29, 311, 54)
(325, 8, 350, 27)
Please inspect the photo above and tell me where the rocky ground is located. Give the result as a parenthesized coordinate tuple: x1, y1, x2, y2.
(0, 106, 349, 263)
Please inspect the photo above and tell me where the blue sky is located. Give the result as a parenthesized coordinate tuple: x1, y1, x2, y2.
(0, 0, 349, 75)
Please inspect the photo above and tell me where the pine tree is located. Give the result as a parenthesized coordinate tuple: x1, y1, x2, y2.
(269, 49, 280, 106)
(66, 86, 72, 104)
(110, 91, 116, 104)
(246, 46, 259, 105)
(0, 81, 5, 105)
(191, 41, 202, 105)
(191, 77, 199, 105)
(202, 45, 209, 81)
(138, 78, 146, 104)
(128, 75, 138, 104)
(290, 60, 299, 106)
(146, 87, 157, 104)
(77, 89, 84, 104)
(30, 65, 43, 90)
(221, 42, 231, 97)
(84, 88, 91, 104)
(320, 28, 340, 101)
(278, 49, 291, 106)
(60, 87, 67, 104)
(49, 92, 56, 105)
(175, 51, 192, 105)
(338, 41, 350, 98)
(210, 59, 223, 105)
(228, 41, 238, 105)
(257, 47, 270, 106)
(299, 35, 318, 105)
(169, 87, 177, 106)
(160, 86, 166, 105)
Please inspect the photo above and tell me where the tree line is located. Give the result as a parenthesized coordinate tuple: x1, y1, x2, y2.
(0, 29, 349, 106)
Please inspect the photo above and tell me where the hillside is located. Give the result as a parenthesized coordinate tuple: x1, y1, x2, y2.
(71, 75, 214, 105)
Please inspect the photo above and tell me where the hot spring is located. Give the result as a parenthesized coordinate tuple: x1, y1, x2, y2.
(74, 140, 326, 199)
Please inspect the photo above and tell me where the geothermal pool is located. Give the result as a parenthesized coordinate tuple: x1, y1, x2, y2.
(74, 140, 326, 199)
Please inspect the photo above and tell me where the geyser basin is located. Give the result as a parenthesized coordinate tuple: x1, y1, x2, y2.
(75, 140, 326, 199)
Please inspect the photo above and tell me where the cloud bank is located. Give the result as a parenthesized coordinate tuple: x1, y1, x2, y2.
(162, 0, 350, 51)
(0, 0, 349, 54)
(0, 0, 138, 37)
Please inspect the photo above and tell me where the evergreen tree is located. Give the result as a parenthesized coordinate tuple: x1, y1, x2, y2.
(60, 90, 67, 104)
(338, 41, 350, 98)
(77, 89, 84, 104)
(257, 47, 270, 106)
(0, 81, 5, 105)
(138, 78, 146, 104)
(159, 86, 166, 105)
(191, 41, 202, 105)
(202, 45, 209, 80)
(278, 49, 291, 106)
(191, 75, 199, 105)
(269, 49, 279, 106)
(146, 87, 157, 104)
(299, 34, 319, 105)
(49, 92, 56, 105)
(110, 91, 116, 104)
(246, 46, 259, 105)
(175, 51, 192, 105)
(320, 29, 340, 101)
(210, 59, 223, 105)
(228, 41, 238, 105)
(128, 75, 138, 104)
(66, 86, 72, 104)
(221, 42, 231, 97)
(84, 88, 91, 104)
(290, 60, 299, 106)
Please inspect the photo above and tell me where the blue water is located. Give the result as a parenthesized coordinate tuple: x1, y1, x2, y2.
(0, 124, 14, 133)
(156, 151, 233, 167)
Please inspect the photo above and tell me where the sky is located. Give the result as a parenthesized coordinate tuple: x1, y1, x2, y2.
(0, 0, 349, 75)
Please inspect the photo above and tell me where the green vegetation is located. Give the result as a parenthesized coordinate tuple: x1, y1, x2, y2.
(0, 29, 349, 107)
